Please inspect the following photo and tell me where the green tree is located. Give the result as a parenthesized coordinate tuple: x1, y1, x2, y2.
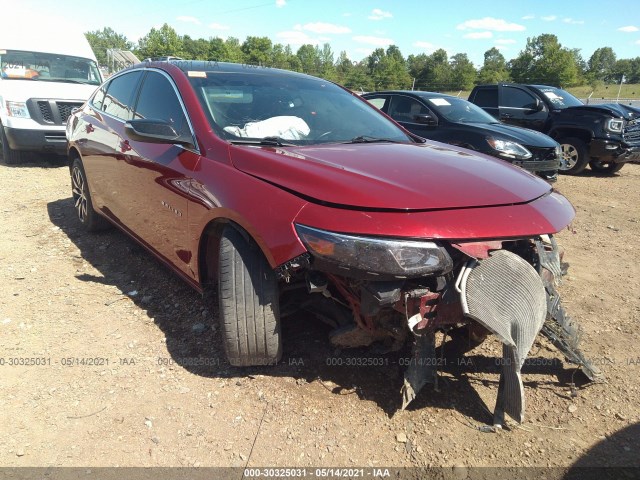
(224, 37, 244, 63)
(208, 37, 228, 61)
(318, 43, 337, 81)
(297, 44, 321, 76)
(588, 47, 617, 83)
(449, 53, 476, 90)
(508, 34, 580, 86)
(84, 27, 133, 66)
(241, 36, 272, 65)
(477, 47, 510, 84)
(136, 24, 184, 59)
(182, 35, 209, 60)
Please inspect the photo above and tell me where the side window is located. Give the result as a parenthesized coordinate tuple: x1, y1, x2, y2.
(388, 96, 428, 123)
(502, 87, 538, 109)
(134, 71, 190, 136)
(366, 97, 387, 111)
(92, 82, 108, 110)
(103, 71, 143, 120)
(471, 88, 497, 108)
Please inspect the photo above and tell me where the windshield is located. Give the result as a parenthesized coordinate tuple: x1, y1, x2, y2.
(0, 50, 101, 85)
(189, 71, 412, 145)
(421, 95, 499, 124)
(537, 86, 583, 109)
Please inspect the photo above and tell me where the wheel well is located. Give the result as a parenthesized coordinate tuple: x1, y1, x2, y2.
(68, 146, 81, 173)
(550, 129, 592, 145)
(198, 219, 259, 288)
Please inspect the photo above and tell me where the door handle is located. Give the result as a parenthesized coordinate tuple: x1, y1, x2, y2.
(500, 113, 513, 119)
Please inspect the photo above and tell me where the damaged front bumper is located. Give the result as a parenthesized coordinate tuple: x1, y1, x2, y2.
(399, 236, 602, 428)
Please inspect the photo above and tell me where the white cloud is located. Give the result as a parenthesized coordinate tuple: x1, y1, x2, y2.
(563, 18, 584, 24)
(352, 35, 394, 46)
(618, 25, 639, 32)
(463, 31, 493, 39)
(275, 0, 286, 7)
(276, 30, 320, 46)
(636, 39, 640, 45)
(456, 17, 525, 32)
(209, 22, 230, 30)
(343, 12, 352, 17)
(521, 14, 535, 20)
(177, 16, 200, 25)
(494, 45, 508, 51)
(495, 38, 516, 45)
(300, 22, 351, 34)
(368, 8, 392, 20)
(541, 15, 557, 21)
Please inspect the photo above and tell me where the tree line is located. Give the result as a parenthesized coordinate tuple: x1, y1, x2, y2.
(86, 24, 640, 92)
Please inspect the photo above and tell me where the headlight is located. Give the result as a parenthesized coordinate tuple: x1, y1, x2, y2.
(605, 118, 623, 133)
(6, 101, 30, 118)
(486, 137, 532, 160)
(295, 224, 453, 279)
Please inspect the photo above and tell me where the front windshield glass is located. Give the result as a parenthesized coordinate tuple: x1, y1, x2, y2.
(537, 86, 583, 109)
(189, 70, 412, 145)
(0, 50, 101, 85)
(421, 96, 499, 124)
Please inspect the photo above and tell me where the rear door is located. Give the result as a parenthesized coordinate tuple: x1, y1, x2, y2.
(498, 85, 547, 131)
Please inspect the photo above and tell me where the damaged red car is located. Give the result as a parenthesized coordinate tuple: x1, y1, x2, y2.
(66, 60, 600, 428)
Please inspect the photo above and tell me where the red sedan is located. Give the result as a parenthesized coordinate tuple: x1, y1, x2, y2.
(66, 60, 599, 428)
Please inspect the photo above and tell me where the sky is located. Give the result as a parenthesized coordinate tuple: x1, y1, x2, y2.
(4, 0, 640, 66)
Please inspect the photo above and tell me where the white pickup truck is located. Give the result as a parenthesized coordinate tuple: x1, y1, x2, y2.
(0, 26, 102, 164)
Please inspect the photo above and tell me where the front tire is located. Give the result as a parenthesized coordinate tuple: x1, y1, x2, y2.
(218, 226, 282, 367)
(589, 160, 624, 174)
(70, 158, 109, 232)
(1, 124, 24, 165)
(559, 137, 589, 175)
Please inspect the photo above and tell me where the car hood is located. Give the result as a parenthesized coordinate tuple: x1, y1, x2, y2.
(459, 122, 558, 147)
(229, 142, 551, 210)
(563, 103, 640, 120)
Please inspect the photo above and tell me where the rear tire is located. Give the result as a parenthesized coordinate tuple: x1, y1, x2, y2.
(559, 137, 589, 175)
(1, 124, 24, 165)
(218, 226, 282, 367)
(589, 160, 624, 174)
(70, 158, 109, 232)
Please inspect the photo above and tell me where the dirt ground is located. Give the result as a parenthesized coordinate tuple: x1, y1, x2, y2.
(0, 154, 638, 476)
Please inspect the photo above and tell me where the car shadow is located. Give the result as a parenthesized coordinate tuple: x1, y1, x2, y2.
(47, 195, 588, 424)
(563, 422, 640, 479)
(0, 151, 67, 167)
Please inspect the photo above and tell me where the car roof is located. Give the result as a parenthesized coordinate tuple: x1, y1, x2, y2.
(138, 59, 324, 82)
(365, 90, 457, 101)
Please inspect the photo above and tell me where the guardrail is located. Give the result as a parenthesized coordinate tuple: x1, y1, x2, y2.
(582, 98, 640, 107)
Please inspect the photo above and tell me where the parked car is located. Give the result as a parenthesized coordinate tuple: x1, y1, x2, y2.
(0, 22, 102, 164)
(66, 61, 600, 427)
(362, 90, 561, 182)
(468, 83, 640, 174)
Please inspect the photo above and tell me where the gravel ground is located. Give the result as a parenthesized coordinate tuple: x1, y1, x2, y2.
(0, 155, 638, 477)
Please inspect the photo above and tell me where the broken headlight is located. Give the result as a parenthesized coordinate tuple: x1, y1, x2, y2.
(486, 137, 532, 160)
(295, 224, 453, 279)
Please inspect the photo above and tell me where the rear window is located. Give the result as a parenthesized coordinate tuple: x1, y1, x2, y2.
(471, 88, 497, 108)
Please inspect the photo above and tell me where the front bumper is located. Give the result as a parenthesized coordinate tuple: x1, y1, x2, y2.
(589, 139, 640, 164)
(2, 125, 67, 154)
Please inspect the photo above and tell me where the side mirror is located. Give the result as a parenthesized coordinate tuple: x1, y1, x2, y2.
(125, 119, 194, 149)
(414, 114, 437, 126)
(526, 99, 544, 113)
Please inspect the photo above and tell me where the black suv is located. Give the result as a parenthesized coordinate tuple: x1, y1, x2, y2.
(468, 83, 640, 174)
(363, 91, 560, 182)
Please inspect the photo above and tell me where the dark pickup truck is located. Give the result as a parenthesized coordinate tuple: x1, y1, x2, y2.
(468, 83, 640, 174)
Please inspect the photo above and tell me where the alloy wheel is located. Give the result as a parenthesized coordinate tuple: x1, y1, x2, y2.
(560, 144, 579, 170)
(71, 166, 88, 222)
